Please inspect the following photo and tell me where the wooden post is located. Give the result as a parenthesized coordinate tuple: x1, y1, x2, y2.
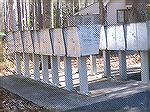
(33, 54, 40, 80)
(15, 52, 21, 75)
(41, 55, 49, 83)
(119, 50, 127, 80)
(141, 51, 150, 84)
(103, 50, 111, 78)
(64, 56, 73, 90)
(51, 55, 59, 85)
(90, 55, 97, 75)
(23, 53, 30, 77)
(78, 56, 89, 95)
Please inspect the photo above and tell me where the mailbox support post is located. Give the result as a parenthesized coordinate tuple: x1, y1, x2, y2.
(23, 53, 30, 77)
(78, 56, 89, 95)
(33, 54, 40, 80)
(90, 55, 97, 75)
(51, 55, 59, 85)
(41, 55, 49, 83)
(119, 50, 127, 80)
(15, 52, 21, 75)
(57, 56, 61, 70)
(103, 50, 111, 78)
(64, 56, 73, 90)
(141, 51, 150, 84)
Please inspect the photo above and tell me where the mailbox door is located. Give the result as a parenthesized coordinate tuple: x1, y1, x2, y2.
(100, 26, 107, 50)
(64, 27, 81, 57)
(22, 31, 33, 53)
(38, 29, 53, 55)
(126, 23, 138, 50)
(14, 31, 23, 53)
(51, 28, 66, 56)
(136, 22, 148, 50)
(6, 32, 15, 54)
(32, 31, 40, 54)
(115, 25, 125, 50)
(77, 24, 101, 56)
(107, 26, 117, 50)
(127, 22, 148, 50)
(107, 25, 125, 50)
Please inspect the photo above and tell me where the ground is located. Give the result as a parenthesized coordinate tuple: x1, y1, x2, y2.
(0, 87, 50, 112)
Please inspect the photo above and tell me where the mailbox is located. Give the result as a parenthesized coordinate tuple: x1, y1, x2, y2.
(64, 27, 81, 57)
(99, 26, 107, 50)
(14, 31, 23, 53)
(5, 32, 15, 54)
(31, 30, 40, 54)
(107, 25, 125, 50)
(50, 28, 66, 56)
(126, 22, 148, 50)
(22, 31, 33, 53)
(38, 29, 53, 55)
(64, 25, 101, 57)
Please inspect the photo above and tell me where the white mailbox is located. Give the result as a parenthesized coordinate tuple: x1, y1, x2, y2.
(38, 29, 53, 55)
(32, 31, 40, 54)
(99, 26, 107, 50)
(50, 28, 66, 56)
(14, 31, 23, 53)
(127, 22, 148, 50)
(64, 25, 101, 57)
(22, 31, 33, 53)
(107, 25, 125, 50)
(5, 32, 15, 54)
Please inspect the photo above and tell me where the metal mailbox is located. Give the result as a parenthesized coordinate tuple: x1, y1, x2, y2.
(126, 22, 148, 50)
(38, 29, 53, 55)
(22, 31, 33, 53)
(107, 25, 125, 50)
(99, 26, 107, 50)
(14, 31, 23, 53)
(50, 28, 66, 56)
(64, 25, 100, 57)
(32, 31, 40, 54)
(5, 32, 15, 54)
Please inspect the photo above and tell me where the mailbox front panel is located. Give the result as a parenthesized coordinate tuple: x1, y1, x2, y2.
(22, 31, 33, 53)
(32, 31, 40, 54)
(136, 22, 148, 50)
(38, 29, 53, 55)
(126, 23, 137, 50)
(64, 27, 81, 57)
(6, 32, 15, 54)
(51, 28, 66, 56)
(107, 25, 125, 50)
(99, 26, 107, 50)
(127, 22, 148, 50)
(77, 25, 101, 56)
(14, 31, 23, 53)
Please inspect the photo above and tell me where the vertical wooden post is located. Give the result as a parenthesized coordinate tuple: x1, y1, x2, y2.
(41, 55, 49, 83)
(15, 52, 21, 75)
(141, 51, 150, 84)
(57, 56, 61, 70)
(23, 53, 30, 77)
(103, 50, 111, 78)
(33, 54, 40, 80)
(119, 50, 127, 80)
(51, 55, 59, 85)
(78, 56, 89, 95)
(90, 55, 97, 75)
(64, 56, 73, 90)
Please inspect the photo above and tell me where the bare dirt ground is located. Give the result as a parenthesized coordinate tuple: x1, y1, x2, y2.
(0, 87, 50, 112)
